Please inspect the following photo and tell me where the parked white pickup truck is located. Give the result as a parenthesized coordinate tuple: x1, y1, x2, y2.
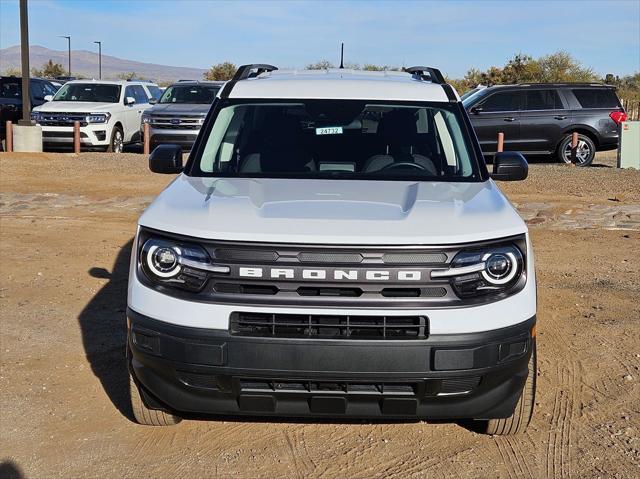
(127, 65, 537, 435)
(31, 79, 160, 152)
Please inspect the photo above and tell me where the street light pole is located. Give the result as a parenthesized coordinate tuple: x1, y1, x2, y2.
(19, 0, 32, 124)
(93, 41, 102, 79)
(60, 35, 71, 76)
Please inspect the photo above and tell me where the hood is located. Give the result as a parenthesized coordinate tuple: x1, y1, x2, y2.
(147, 103, 210, 115)
(140, 177, 526, 245)
(33, 101, 117, 113)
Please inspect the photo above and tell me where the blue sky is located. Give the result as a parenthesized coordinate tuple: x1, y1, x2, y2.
(1, 0, 638, 77)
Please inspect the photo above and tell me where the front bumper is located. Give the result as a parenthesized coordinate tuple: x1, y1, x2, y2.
(40, 124, 110, 147)
(128, 308, 535, 420)
(144, 126, 200, 149)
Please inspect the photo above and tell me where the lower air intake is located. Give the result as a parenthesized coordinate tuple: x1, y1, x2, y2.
(230, 312, 428, 339)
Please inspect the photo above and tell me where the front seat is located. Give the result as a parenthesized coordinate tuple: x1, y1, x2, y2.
(239, 112, 315, 173)
(363, 110, 437, 175)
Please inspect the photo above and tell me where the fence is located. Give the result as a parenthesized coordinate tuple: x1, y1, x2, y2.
(621, 99, 640, 121)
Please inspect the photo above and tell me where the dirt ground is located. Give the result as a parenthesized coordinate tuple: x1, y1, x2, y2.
(1, 151, 639, 479)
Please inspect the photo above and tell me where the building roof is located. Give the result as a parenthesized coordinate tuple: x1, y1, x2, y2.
(228, 69, 457, 102)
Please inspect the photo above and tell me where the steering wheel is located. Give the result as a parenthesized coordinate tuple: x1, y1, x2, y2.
(380, 161, 427, 172)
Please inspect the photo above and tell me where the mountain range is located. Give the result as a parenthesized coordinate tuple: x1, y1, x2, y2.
(0, 45, 208, 83)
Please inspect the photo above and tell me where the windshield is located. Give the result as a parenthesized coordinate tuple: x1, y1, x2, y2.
(191, 100, 480, 181)
(461, 87, 486, 107)
(53, 83, 121, 103)
(159, 85, 220, 104)
(146, 84, 162, 101)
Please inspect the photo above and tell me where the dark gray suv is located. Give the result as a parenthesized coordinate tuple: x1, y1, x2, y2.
(463, 83, 626, 166)
(141, 80, 223, 150)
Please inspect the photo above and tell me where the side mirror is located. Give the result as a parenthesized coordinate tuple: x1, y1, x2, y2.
(125, 96, 136, 106)
(149, 98, 158, 105)
(491, 152, 528, 181)
(470, 106, 483, 114)
(149, 144, 183, 174)
(44, 95, 53, 102)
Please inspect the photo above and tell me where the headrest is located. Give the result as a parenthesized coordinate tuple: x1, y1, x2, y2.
(377, 110, 418, 146)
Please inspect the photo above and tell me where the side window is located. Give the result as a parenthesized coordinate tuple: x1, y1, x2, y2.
(480, 92, 521, 112)
(0, 80, 21, 99)
(30, 81, 47, 100)
(572, 89, 619, 108)
(124, 86, 136, 103)
(146, 85, 162, 101)
(524, 90, 562, 110)
(132, 85, 149, 104)
(43, 82, 58, 96)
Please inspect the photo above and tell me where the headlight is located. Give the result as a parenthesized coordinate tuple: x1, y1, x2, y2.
(30, 111, 41, 122)
(141, 114, 152, 124)
(139, 237, 229, 292)
(86, 113, 110, 123)
(431, 244, 524, 299)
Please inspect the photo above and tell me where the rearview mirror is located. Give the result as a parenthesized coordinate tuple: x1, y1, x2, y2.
(149, 98, 158, 105)
(125, 96, 136, 106)
(491, 152, 528, 181)
(149, 144, 183, 174)
(44, 95, 53, 102)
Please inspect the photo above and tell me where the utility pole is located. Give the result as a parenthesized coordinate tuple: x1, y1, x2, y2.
(93, 41, 102, 79)
(19, 0, 32, 124)
(60, 35, 71, 76)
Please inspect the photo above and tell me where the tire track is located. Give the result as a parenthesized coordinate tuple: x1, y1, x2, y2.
(494, 435, 536, 479)
(545, 361, 578, 479)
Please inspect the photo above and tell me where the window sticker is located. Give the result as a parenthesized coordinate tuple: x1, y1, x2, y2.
(315, 126, 343, 136)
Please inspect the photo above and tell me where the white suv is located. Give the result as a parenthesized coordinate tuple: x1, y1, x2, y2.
(127, 65, 536, 435)
(31, 79, 161, 152)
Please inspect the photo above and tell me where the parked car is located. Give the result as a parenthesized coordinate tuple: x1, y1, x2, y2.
(31, 79, 159, 152)
(0, 76, 59, 144)
(127, 64, 537, 436)
(140, 80, 223, 150)
(463, 83, 627, 166)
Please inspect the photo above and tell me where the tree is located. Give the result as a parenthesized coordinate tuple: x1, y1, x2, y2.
(306, 60, 335, 70)
(116, 72, 139, 80)
(533, 51, 596, 83)
(31, 59, 66, 78)
(452, 51, 599, 95)
(2, 66, 21, 76)
(203, 62, 236, 81)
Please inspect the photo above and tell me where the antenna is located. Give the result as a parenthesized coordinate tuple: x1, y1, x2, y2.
(339, 42, 344, 69)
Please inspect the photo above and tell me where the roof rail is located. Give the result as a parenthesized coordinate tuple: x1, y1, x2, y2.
(516, 82, 607, 87)
(405, 66, 446, 84)
(405, 66, 457, 102)
(220, 64, 278, 98)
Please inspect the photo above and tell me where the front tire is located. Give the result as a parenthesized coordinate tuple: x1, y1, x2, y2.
(557, 133, 595, 166)
(107, 126, 124, 153)
(129, 367, 182, 426)
(481, 343, 536, 435)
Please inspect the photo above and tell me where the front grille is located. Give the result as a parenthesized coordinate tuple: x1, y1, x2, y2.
(38, 112, 89, 127)
(150, 115, 203, 130)
(210, 247, 449, 265)
(239, 379, 417, 395)
(230, 312, 428, 339)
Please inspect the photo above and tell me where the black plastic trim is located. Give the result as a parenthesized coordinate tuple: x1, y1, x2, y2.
(128, 309, 536, 419)
(219, 64, 278, 99)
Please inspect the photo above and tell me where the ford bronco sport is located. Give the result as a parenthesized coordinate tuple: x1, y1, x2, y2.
(127, 65, 536, 435)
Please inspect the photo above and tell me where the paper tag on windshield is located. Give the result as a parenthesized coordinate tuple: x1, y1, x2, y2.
(315, 126, 343, 136)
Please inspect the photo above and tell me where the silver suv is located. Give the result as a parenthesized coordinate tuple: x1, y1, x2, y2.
(141, 80, 223, 150)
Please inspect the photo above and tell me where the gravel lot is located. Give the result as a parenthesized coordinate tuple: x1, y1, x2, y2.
(0, 151, 639, 478)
